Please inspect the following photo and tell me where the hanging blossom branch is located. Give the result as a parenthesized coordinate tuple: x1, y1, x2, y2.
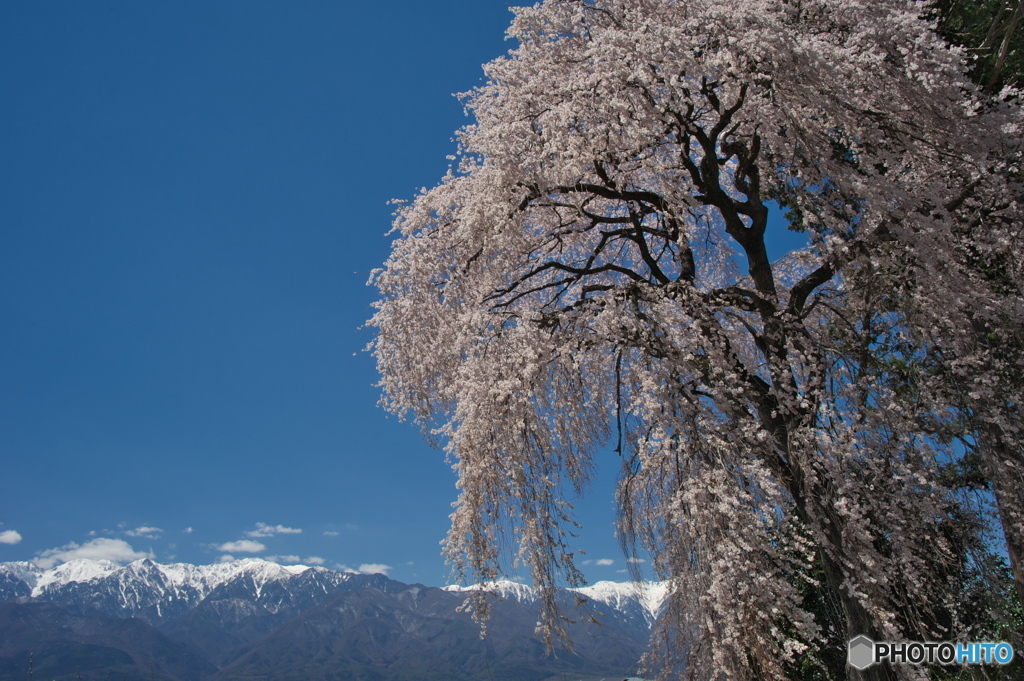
(371, 0, 1024, 678)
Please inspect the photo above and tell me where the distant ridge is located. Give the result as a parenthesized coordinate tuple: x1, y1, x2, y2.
(4, 558, 320, 601)
(1, 558, 359, 623)
(0, 559, 660, 681)
(445, 578, 668, 626)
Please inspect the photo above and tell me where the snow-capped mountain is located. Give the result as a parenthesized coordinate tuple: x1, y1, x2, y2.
(444, 577, 668, 629)
(2, 558, 667, 627)
(574, 579, 669, 626)
(443, 579, 540, 603)
(0, 559, 659, 681)
(0, 557, 355, 623)
(6, 557, 317, 598)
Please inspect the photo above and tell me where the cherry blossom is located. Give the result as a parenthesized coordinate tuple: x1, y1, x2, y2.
(371, 1, 1023, 678)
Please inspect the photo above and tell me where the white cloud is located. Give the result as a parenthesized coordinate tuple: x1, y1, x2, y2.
(217, 540, 265, 554)
(322, 530, 340, 537)
(583, 558, 615, 567)
(183, 527, 195, 534)
(125, 526, 164, 539)
(0, 530, 22, 545)
(335, 563, 357, 573)
(219, 554, 235, 563)
(245, 522, 302, 538)
(264, 554, 325, 566)
(34, 538, 152, 569)
(626, 557, 646, 564)
(358, 563, 392, 575)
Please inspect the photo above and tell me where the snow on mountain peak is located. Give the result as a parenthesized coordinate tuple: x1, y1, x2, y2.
(572, 580, 667, 624)
(0, 557, 351, 625)
(198, 558, 312, 588)
(442, 579, 538, 602)
(34, 558, 119, 590)
(444, 578, 667, 625)
(0, 561, 44, 590)
(8, 557, 317, 600)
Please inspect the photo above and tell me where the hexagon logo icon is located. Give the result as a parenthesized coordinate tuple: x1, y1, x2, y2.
(848, 635, 875, 670)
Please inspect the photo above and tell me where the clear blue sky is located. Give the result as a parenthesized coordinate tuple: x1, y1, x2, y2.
(1, 1, 809, 585)
(0, 0, 641, 585)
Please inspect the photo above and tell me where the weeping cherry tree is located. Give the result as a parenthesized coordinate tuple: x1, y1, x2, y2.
(370, 0, 1024, 678)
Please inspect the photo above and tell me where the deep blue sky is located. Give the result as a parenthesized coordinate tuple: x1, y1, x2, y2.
(0, 0, 644, 584)
(1, 1, 809, 585)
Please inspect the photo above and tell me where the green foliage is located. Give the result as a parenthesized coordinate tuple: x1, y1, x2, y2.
(930, 0, 1024, 90)
(779, 552, 847, 681)
(927, 562, 1024, 680)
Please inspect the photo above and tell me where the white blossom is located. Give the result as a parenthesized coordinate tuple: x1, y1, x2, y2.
(371, 1, 1023, 679)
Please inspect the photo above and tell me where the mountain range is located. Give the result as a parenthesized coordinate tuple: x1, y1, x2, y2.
(0, 559, 664, 681)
